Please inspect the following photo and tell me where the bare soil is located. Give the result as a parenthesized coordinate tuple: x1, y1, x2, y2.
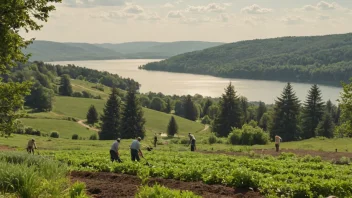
(0, 145, 15, 151)
(70, 171, 263, 198)
(199, 148, 352, 161)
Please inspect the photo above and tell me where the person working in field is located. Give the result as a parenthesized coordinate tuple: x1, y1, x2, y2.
(27, 139, 37, 154)
(130, 137, 144, 161)
(110, 138, 122, 163)
(153, 133, 157, 147)
(275, 135, 282, 152)
(188, 133, 196, 151)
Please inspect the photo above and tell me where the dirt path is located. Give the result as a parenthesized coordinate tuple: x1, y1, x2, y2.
(71, 171, 262, 198)
(77, 120, 99, 132)
(200, 124, 209, 132)
(198, 148, 352, 161)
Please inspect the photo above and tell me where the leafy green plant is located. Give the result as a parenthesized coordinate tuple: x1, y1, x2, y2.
(135, 184, 201, 198)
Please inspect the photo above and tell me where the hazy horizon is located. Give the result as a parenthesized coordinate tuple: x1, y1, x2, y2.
(20, 0, 352, 43)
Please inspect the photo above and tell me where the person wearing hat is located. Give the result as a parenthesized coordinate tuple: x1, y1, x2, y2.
(130, 137, 144, 161)
(188, 133, 196, 151)
(27, 139, 37, 154)
(110, 138, 122, 163)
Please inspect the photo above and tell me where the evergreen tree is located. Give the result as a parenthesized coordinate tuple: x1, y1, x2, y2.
(174, 100, 184, 116)
(167, 116, 178, 137)
(202, 99, 213, 117)
(239, 96, 249, 124)
(99, 88, 121, 140)
(259, 112, 270, 131)
(183, 95, 198, 121)
(59, 74, 73, 96)
(270, 83, 301, 141)
(315, 113, 335, 138)
(256, 101, 267, 122)
(301, 84, 325, 139)
(165, 98, 172, 114)
(86, 105, 99, 125)
(120, 86, 146, 139)
(212, 83, 242, 137)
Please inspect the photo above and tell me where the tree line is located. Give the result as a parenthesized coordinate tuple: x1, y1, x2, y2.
(142, 33, 352, 85)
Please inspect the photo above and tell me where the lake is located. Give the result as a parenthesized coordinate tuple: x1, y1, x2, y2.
(51, 59, 342, 104)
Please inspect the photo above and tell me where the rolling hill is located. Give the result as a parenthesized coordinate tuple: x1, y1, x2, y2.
(142, 33, 352, 85)
(24, 40, 224, 61)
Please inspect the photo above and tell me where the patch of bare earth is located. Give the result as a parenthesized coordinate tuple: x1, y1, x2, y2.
(70, 171, 263, 198)
(0, 145, 15, 151)
(199, 148, 352, 161)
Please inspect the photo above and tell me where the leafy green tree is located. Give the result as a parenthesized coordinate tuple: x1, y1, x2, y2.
(239, 96, 249, 124)
(165, 98, 172, 114)
(212, 83, 242, 137)
(25, 82, 54, 112)
(315, 113, 335, 138)
(207, 105, 219, 119)
(259, 112, 271, 131)
(120, 86, 146, 139)
(0, 0, 60, 135)
(202, 99, 213, 117)
(335, 79, 352, 137)
(86, 105, 98, 125)
(301, 84, 325, 139)
(167, 116, 178, 137)
(139, 95, 150, 107)
(150, 97, 165, 112)
(183, 95, 198, 121)
(270, 83, 301, 141)
(174, 100, 184, 116)
(59, 74, 73, 96)
(99, 88, 121, 140)
(201, 115, 212, 124)
(256, 101, 267, 122)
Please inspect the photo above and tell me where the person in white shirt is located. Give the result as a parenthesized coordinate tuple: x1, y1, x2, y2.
(27, 139, 37, 154)
(130, 137, 144, 161)
(110, 138, 122, 162)
(275, 135, 282, 152)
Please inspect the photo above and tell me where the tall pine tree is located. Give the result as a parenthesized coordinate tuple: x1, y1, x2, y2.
(183, 95, 198, 121)
(167, 116, 178, 137)
(99, 88, 121, 140)
(256, 101, 267, 122)
(270, 83, 301, 141)
(165, 98, 172, 114)
(212, 83, 242, 137)
(315, 113, 335, 138)
(202, 98, 213, 117)
(301, 84, 325, 139)
(120, 86, 146, 139)
(239, 96, 249, 124)
(86, 105, 99, 125)
(59, 74, 73, 96)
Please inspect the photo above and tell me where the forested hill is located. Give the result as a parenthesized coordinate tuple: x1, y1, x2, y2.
(142, 33, 352, 85)
(24, 41, 224, 61)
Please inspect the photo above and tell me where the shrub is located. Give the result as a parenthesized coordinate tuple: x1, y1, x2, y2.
(50, 131, 60, 138)
(72, 134, 79, 140)
(208, 133, 217, 144)
(135, 184, 201, 198)
(89, 133, 98, 140)
(25, 127, 35, 135)
(69, 181, 88, 198)
(72, 92, 83, 98)
(180, 139, 189, 144)
(228, 128, 242, 145)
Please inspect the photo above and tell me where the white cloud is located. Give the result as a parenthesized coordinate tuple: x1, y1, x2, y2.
(123, 3, 144, 14)
(300, 1, 343, 11)
(241, 4, 272, 14)
(175, 0, 183, 5)
(186, 3, 227, 13)
(318, 15, 330, 20)
(64, 0, 125, 7)
(163, 3, 174, 8)
(167, 10, 184, 18)
(137, 12, 162, 21)
(219, 13, 230, 22)
(281, 16, 305, 25)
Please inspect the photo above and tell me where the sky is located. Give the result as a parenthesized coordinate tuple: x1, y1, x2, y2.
(22, 0, 352, 43)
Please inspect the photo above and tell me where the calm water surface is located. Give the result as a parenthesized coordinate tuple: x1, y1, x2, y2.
(51, 59, 341, 104)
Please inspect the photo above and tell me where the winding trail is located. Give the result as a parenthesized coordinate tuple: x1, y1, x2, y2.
(77, 120, 99, 132)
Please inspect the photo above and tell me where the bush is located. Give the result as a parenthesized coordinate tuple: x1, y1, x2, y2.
(89, 133, 98, 140)
(228, 124, 269, 145)
(72, 92, 83, 98)
(228, 128, 242, 145)
(50, 131, 60, 138)
(72, 134, 79, 140)
(135, 184, 201, 198)
(23, 127, 41, 136)
(69, 181, 88, 198)
(208, 133, 217, 144)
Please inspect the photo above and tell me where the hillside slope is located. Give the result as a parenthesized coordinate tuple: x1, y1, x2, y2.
(24, 41, 122, 62)
(142, 33, 352, 85)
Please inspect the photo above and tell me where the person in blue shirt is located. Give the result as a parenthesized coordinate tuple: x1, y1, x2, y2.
(130, 137, 144, 161)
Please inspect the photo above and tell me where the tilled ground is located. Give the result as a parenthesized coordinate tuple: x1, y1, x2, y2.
(199, 148, 352, 161)
(70, 171, 263, 198)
